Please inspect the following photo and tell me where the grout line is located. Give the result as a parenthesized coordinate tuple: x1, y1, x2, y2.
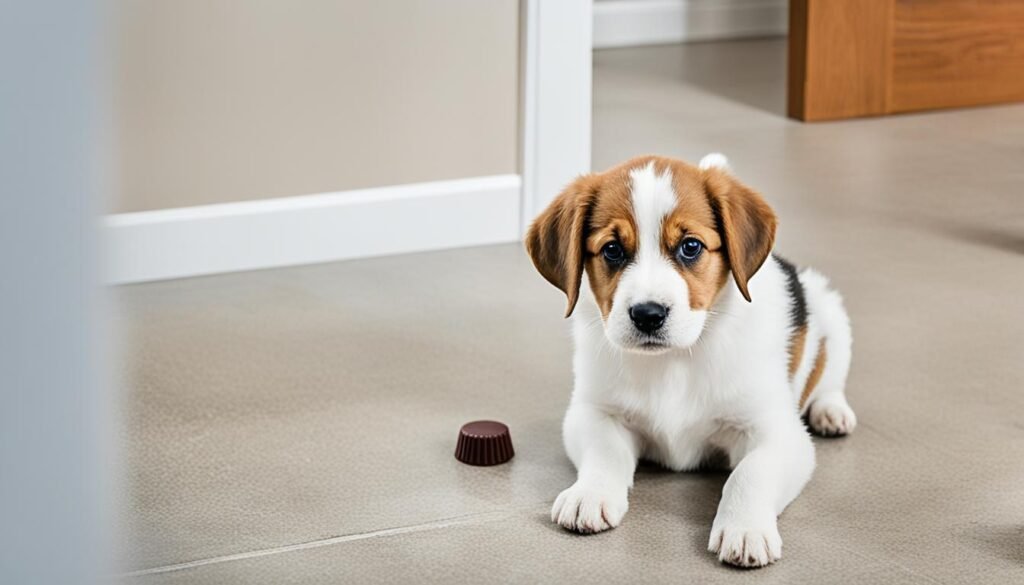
(827, 537, 949, 585)
(118, 504, 548, 579)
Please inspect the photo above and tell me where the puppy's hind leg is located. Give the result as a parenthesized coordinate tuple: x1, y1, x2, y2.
(800, 270, 856, 437)
(808, 388, 856, 437)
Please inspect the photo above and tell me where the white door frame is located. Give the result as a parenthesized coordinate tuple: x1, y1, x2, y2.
(105, 2, 593, 284)
(519, 0, 594, 233)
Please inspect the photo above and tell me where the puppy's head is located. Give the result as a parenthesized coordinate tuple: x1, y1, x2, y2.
(525, 154, 776, 354)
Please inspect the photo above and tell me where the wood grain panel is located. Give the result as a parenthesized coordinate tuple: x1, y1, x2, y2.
(788, 0, 894, 121)
(787, 0, 809, 118)
(891, 0, 1024, 112)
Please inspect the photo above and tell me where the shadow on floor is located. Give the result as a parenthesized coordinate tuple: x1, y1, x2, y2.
(597, 38, 790, 118)
(676, 38, 788, 118)
(912, 214, 1024, 256)
(969, 524, 1024, 563)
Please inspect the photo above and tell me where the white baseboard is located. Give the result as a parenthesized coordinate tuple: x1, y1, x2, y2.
(104, 175, 521, 284)
(593, 0, 788, 49)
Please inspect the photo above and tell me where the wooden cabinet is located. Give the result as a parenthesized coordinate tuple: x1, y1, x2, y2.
(788, 0, 1024, 121)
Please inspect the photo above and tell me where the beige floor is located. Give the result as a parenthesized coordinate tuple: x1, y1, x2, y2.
(119, 39, 1024, 583)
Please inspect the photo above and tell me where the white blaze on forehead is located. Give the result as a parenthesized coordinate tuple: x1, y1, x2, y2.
(606, 162, 708, 349)
(628, 162, 676, 257)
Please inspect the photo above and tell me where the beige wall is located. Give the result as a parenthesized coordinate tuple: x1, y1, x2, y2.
(114, 0, 520, 213)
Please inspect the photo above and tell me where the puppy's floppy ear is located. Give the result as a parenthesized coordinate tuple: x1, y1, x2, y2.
(703, 166, 777, 302)
(525, 175, 598, 317)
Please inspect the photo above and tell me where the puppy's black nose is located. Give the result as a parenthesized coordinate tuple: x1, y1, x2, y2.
(629, 302, 668, 334)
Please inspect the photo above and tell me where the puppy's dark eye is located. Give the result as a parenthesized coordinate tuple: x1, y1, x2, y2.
(602, 241, 626, 264)
(677, 238, 704, 263)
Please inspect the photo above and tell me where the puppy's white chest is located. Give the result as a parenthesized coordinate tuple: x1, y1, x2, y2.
(611, 363, 720, 471)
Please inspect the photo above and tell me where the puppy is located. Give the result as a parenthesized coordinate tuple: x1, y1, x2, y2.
(525, 154, 855, 568)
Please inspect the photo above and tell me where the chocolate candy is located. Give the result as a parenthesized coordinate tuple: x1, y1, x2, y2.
(455, 420, 514, 466)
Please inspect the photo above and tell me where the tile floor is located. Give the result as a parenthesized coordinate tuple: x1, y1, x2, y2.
(118, 39, 1024, 583)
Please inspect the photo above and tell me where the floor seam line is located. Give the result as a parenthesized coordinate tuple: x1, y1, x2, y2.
(118, 502, 549, 578)
(831, 538, 950, 585)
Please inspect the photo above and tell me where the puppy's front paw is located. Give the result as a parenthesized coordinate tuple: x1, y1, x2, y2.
(809, 397, 857, 436)
(551, 482, 628, 534)
(708, 516, 782, 568)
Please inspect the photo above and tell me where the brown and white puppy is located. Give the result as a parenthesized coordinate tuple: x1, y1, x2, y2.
(526, 154, 855, 568)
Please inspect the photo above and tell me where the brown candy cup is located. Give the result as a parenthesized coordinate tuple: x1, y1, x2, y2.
(455, 420, 514, 466)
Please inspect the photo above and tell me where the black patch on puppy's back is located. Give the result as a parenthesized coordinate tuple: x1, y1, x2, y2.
(773, 254, 808, 331)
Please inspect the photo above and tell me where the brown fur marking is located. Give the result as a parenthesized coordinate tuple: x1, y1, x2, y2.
(703, 167, 777, 302)
(660, 159, 730, 310)
(788, 325, 808, 378)
(799, 338, 827, 409)
(524, 175, 600, 316)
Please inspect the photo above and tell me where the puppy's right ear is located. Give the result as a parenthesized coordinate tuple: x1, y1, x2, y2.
(525, 176, 598, 317)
